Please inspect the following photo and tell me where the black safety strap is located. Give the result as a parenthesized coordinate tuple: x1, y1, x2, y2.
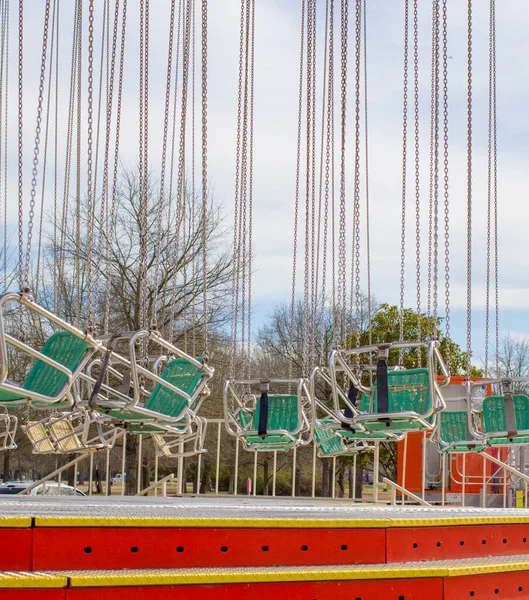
(120, 369, 132, 396)
(503, 381, 517, 440)
(257, 382, 269, 438)
(376, 357, 389, 414)
(341, 384, 357, 431)
(88, 336, 119, 409)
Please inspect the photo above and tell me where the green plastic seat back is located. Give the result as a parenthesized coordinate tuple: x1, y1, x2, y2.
(314, 426, 343, 456)
(440, 411, 470, 443)
(483, 394, 529, 434)
(22, 331, 91, 398)
(145, 357, 203, 418)
(357, 368, 431, 415)
(252, 395, 299, 433)
(237, 408, 252, 429)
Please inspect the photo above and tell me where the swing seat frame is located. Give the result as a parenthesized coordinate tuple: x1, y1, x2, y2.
(83, 329, 213, 430)
(310, 366, 405, 456)
(0, 292, 100, 407)
(329, 340, 449, 434)
(224, 377, 312, 452)
(466, 377, 529, 446)
(151, 416, 208, 458)
(22, 408, 122, 454)
(0, 413, 17, 451)
(435, 407, 485, 454)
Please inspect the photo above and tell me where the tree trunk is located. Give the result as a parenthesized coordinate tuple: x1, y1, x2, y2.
(142, 462, 150, 492)
(337, 466, 345, 498)
(2, 451, 10, 482)
(66, 454, 75, 487)
(125, 435, 138, 495)
(322, 460, 330, 497)
(78, 469, 85, 486)
(295, 465, 301, 497)
(263, 457, 269, 495)
(94, 467, 103, 495)
(355, 465, 363, 499)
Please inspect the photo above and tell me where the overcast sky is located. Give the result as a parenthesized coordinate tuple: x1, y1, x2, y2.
(2, 0, 529, 364)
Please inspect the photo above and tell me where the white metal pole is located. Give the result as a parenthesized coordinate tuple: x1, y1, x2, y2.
(197, 452, 202, 495)
(177, 441, 184, 495)
(311, 442, 317, 498)
(402, 433, 408, 505)
(154, 453, 159, 498)
(421, 431, 427, 501)
(272, 451, 277, 497)
(331, 456, 336, 499)
(89, 452, 94, 497)
(105, 447, 111, 496)
(373, 442, 380, 504)
(462, 453, 466, 508)
(253, 451, 258, 496)
(441, 452, 446, 506)
(121, 432, 126, 497)
(292, 447, 297, 498)
(215, 422, 221, 495)
(136, 436, 142, 495)
(233, 437, 239, 496)
(352, 455, 357, 501)
(482, 453, 487, 508)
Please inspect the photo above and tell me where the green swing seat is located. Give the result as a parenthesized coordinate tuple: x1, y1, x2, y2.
(0, 331, 92, 406)
(437, 410, 484, 453)
(481, 394, 529, 445)
(314, 424, 364, 457)
(238, 395, 301, 450)
(98, 357, 206, 432)
(356, 368, 433, 432)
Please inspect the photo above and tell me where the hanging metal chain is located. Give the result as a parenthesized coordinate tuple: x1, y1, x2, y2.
(0, 0, 8, 293)
(441, 0, 450, 369)
(412, 0, 421, 360)
(247, 0, 255, 377)
(152, 0, 176, 330)
(17, 0, 23, 292)
(398, 0, 409, 358)
(104, 0, 128, 334)
(86, 0, 95, 330)
(363, 0, 372, 348)
(75, 1, 82, 326)
(465, 0, 473, 378)
(337, 0, 348, 345)
(201, 0, 208, 360)
(492, 0, 499, 376)
(289, 0, 305, 378)
(352, 0, 361, 351)
(25, 0, 51, 293)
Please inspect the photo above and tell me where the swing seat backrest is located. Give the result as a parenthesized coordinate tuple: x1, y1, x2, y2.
(482, 394, 529, 434)
(252, 395, 299, 433)
(144, 357, 204, 419)
(22, 331, 92, 398)
(439, 411, 470, 443)
(314, 426, 343, 456)
(357, 368, 431, 415)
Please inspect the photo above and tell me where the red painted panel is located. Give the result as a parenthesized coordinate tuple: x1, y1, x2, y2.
(387, 524, 529, 562)
(66, 578, 443, 600)
(33, 527, 386, 570)
(0, 591, 64, 600)
(0, 529, 33, 571)
(445, 570, 529, 599)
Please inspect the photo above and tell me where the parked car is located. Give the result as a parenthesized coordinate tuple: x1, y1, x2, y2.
(0, 481, 86, 496)
(111, 473, 126, 484)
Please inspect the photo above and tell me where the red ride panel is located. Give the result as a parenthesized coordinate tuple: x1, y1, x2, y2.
(387, 524, 529, 562)
(66, 578, 443, 600)
(445, 570, 529, 599)
(0, 529, 33, 571)
(0, 592, 64, 600)
(33, 527, 386, 570)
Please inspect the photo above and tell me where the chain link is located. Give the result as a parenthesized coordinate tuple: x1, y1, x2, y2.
(352, 0, 361, 352)
(466, 0, 473, 377)
(201, 0, 208, 360)
(442, 0, 450, 369)
(86, 0, 95, 330)
(412, 0, 421, 361)
(17, 0, 23, 292)
(398, 0, 409, 358)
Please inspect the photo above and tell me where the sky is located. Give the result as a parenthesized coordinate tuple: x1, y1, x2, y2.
(2, 0, 529, 365)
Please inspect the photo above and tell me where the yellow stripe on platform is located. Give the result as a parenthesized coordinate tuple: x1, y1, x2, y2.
(35, 514, 529, 529)
(0, 516, 32, 528)
(65, 557, 529, 588)
(0, 572, 66, 589)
